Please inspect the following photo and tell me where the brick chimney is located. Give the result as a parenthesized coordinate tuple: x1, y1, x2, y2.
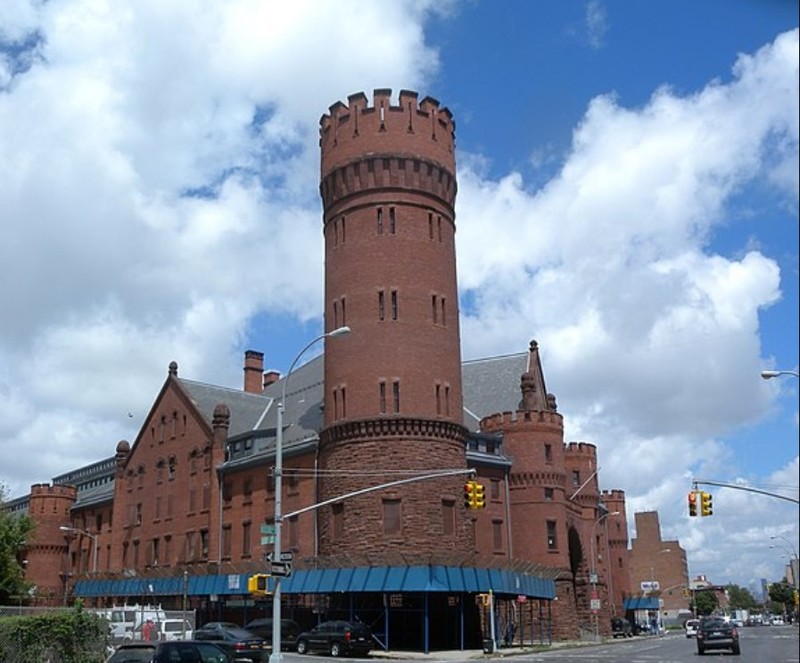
(263, 370, 280, 389)
(243, 350, 264, 393)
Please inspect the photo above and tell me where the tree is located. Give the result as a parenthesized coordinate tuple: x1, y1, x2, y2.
(0, 483, 36, 603)
(725, 583, 759, 611)
(694, 589, 719, 616)
(767, 580, 794, 616)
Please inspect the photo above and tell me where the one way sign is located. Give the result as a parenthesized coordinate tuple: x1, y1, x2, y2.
(265, 552, 294, 563)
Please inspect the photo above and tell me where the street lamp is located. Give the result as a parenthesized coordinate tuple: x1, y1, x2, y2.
(270, 325, 351, 663)
(590, 510, 619, 637)
(760, 369, 799, 380)
(60, 525, 99, 574)
(770, 535, 799, 560)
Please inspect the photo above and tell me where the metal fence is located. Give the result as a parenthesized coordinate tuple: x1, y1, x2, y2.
(0, 605, 196, 662)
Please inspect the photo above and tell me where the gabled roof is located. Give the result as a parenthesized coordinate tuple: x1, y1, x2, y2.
(178, 378, 273, 438)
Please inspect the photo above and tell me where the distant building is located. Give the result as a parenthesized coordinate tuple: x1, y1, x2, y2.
(627, 511, 690, 623)
(8, 89, 633, 649)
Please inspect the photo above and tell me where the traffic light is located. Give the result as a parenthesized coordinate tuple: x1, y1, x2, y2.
(464, 480, 476, 509)
(473, 482, 486, 509)
(248, 573, 270, 596)
(700, 491, 713, 517)
(688, 491, 698, 517)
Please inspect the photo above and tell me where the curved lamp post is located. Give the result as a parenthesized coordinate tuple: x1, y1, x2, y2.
(270, 325, 351, 663)
(761, 370, 799, 380)
(590, 510, 619, 637)
(60, 525, 99, 573)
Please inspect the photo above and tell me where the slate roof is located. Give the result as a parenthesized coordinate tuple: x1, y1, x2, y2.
(65, 348, 541, 507)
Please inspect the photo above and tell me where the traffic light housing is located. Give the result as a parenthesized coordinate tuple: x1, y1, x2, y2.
(473, 482, 486, 509)
(700, 491, 713, 517)
(464, 480, 476, 509)
(688, 491, 698, 517)
(248, 573, 270, 596)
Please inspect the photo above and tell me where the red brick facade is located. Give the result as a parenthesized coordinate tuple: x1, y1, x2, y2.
(9, 89, 642, 646)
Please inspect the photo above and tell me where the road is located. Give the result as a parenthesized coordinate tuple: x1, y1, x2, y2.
(283, 624, 798, 663)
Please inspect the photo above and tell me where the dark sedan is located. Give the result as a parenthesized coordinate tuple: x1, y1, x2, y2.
(295, 620, 372, 657)
(193, 624, 267, 662)
(696, 616, 741, 655)
(106, 641, 232, 663)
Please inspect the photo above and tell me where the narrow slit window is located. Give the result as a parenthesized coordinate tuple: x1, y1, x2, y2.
(389, 207, 396, 234)
(428, 212, 434, 239)
(341, 216, 346, 243)
(341, 297, 346, 324)
(378, 291, 385, 321)
(391, 290, 398, 320)
(393, 380, 400, 413)
(445, 385, 450, 416)
(379, 381, 387, 414)
(441, 297, 446, 326)
(333, 389, 339, 421)
(438, 216, 442, 242)
(432, 295, 438, 324)
(341, 386, 347, 418)
(435, 384, 441, 416)
(377, 207, 383, 235)
(333, 301, 339, 329)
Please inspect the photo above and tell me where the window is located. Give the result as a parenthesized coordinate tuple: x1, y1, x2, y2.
(222, 525, 232, 559)
(492, 520, 503, 551)
(391, 290, 398, 320)
(544, 444, 553, 462)
(435, 384, 441, 416)
(332, 503, 344, 540)
(383, 499, 401, 536)
(201, 483, 210, 511)
(164, 536, 171, 566)
(490, 479, 500, 500)
(378, 291, 385, 321)
(441, 297, 446, 325)
(442, 500, 455, 536)
(544, 487, 554, 501)
(242, 522, 251, 558)
(547, 520, 558, 551)
(188, 487, 196, 512)
(444, 385, 450, 416)
(341, 297, 346, 325)
(155, 496, 162, 519)
(185, 532, 196, 562)
(151, 538, 160, 566)
(168, 457, 176, 480)
(341, 216, 346, 243)
(341, 386, 347, 418)
(333, 300, 339, 329)
(393, 380, 400, 413)
(379, 381, 387, 414)
(377, 207, 383, 234)
(223, 481, 232, 503)
(428, 212, 434, 239)
(437, 216, 442, 242)
(389, 207, 396, 234)
(135, 503, 142, 526)
(432, 295, 438, 323)
(200, 530, 209, 559)
(572, 470, 580, 487)
(287, 515, 299, 548)
(243, 478, 253, 502)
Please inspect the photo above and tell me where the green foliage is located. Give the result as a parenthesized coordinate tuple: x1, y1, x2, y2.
(725, 583, 759, 611)
(767, 580, 794, 610)
(0, 484, 36, 604)
(694, 589, 719, 616)
(0, 603, 108, 663)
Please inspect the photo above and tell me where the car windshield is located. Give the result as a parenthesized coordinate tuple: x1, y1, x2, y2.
(107, 646, 156, 663)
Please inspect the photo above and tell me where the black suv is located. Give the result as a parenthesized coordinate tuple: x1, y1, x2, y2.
(696, 616, 741, 656)
(295, 620, 372, 657)
(610, 617, 633, 638)
(242, 618, 302, 651)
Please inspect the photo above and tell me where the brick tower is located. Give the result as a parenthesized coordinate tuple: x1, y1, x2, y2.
(317, 89, 473, 559)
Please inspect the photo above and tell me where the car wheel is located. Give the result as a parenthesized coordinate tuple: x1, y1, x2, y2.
(296, 640, 308, 655)
(330, 642, 341, 657)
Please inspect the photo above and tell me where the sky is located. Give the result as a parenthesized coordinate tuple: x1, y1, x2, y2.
(1, 0, 797, 593)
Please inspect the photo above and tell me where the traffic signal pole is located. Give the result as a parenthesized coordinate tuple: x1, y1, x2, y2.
(692, 478, 800, 504)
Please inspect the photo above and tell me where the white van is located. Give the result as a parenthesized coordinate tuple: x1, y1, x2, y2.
(685, 619, 700, 638)
(107, 604, 167, 639)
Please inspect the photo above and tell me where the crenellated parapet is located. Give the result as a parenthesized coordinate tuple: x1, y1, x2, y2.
(30, 483, 78, 500)
(508, 470, 566, 489)
(319, 89, 456, 216)
(479, 409, 564, 434)
(564, 441, 597, 458)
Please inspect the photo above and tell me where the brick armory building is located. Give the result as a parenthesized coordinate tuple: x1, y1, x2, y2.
(9, 90, 634, 650)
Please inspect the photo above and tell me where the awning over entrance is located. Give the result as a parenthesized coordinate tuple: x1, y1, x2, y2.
(73, 565, 555, 599)
(623, 596, 661, 610)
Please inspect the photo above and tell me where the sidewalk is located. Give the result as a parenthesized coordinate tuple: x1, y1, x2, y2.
(370, 641, 604, 659)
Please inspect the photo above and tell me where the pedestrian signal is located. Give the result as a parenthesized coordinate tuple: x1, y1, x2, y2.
(248, 573, 270, 596)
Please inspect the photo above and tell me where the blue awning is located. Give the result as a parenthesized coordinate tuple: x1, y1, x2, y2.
(73, 565, 556, 600)
(623, 597, 660, 610)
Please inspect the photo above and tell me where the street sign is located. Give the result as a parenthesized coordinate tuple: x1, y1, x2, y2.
(590, 598, 601, 611)
(265, 552, 294, 563)
(260, 524, 275, 535)
(640, 581, 660, 591)
(270, 561, 292, 577)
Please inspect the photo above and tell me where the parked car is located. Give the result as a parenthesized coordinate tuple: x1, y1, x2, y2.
(193, 624, 267, 662)
(696, 616, 740, 656)
(770, 616, 785, 626)
(295, 620, 373, 657)
(243, 618, 302, 651)
(106, 640, 232, 663)
(684, 618, 700, 638)
(610, 617, 633, 638)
